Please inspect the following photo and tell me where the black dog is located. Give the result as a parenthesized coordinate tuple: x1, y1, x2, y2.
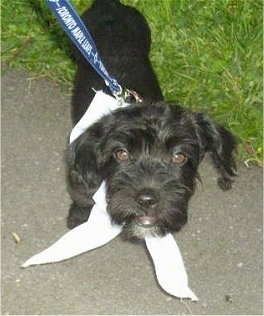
(66, 0, 236, 239)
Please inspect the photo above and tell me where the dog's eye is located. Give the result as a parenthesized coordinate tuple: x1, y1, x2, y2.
(115, 149, 130, 162)
(171, 153, 187, 165)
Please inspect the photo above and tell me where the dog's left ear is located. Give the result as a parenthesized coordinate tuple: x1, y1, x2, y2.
(194, 113, 237, 191)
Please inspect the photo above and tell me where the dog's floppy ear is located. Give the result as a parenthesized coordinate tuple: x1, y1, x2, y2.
(66, 134, 103, 205)
(194, 113, 237, 191)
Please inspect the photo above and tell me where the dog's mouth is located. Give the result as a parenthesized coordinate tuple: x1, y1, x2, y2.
(133, 216, 158, 228)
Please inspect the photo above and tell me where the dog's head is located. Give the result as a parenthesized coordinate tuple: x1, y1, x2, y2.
(66, 101, 236, 238)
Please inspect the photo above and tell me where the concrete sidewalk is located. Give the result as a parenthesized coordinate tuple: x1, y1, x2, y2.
(1, 70, 263, 315)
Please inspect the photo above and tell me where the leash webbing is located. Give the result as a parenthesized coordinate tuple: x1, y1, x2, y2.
(46, 0, 122, 97)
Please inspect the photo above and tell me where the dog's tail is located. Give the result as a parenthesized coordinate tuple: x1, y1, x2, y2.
(90, 0, 123, 12)
(81, 0, 152, 54)
(92, 0, 120, 5)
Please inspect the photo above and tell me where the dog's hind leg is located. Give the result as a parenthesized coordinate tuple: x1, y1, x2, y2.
(67, 202, 93, 229)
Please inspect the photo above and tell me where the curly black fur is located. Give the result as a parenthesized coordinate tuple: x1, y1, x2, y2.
(66, 0, 236, 239)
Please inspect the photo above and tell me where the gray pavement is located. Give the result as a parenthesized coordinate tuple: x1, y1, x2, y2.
(1, 69, 263, 315)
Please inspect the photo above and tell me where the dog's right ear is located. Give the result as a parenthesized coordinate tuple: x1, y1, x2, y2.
(66, 135, 102, 205)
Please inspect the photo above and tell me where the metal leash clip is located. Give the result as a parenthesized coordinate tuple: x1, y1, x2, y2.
(115, 87, 143, 104)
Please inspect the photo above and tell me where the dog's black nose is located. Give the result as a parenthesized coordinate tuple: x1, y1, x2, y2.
(136, 190, 158, 209)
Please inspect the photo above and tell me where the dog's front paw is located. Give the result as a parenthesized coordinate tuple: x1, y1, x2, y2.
(67, 203, 92, 229)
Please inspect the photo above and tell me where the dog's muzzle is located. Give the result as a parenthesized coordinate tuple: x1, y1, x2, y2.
(133, 189, 159, 227)
(133, 216, 158, 228)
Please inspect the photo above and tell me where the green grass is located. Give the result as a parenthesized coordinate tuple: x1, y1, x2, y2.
(1, 0, 263, 164)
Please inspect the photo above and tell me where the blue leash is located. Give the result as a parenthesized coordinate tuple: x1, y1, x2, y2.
(46, 0, 122, 97)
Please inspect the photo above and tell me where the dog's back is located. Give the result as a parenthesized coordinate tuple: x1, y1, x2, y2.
(71, 0, 163, 123)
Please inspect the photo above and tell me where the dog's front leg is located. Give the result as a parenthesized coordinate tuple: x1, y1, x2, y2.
(67, 201, 94, 229)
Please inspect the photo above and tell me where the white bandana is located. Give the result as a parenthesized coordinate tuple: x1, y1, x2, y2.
(22, 91, 198, 301)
